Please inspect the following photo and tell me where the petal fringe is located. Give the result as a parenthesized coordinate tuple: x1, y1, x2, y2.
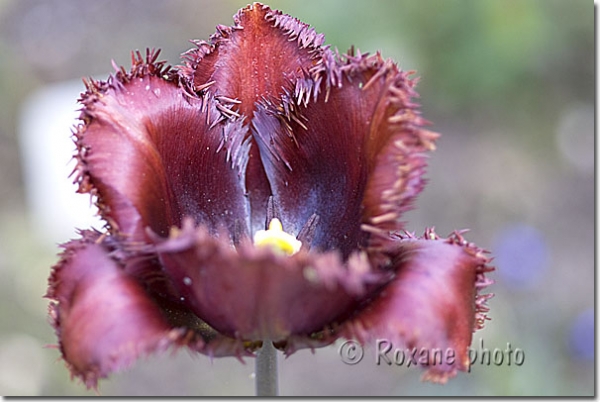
(340, 229, 494, 383)
(46, 231, 201, 388)
(251, 47, 436, 256)
(179, 3, 323, 120)
(75, 49, 250, 241)
(46, 231, 260, 389)
(179, 3, 325, 233)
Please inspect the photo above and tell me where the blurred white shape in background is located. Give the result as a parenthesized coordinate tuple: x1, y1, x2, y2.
(19, 80, 104, 248)
(556, 103, 594, 173)
(0, 334, 47, 396)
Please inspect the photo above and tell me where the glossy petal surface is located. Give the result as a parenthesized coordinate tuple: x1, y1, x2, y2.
(253, 52, 435, 256)
(180, 4, 325, 232)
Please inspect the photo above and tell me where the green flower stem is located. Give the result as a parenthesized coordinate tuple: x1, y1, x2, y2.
(255, 341, 279, 396)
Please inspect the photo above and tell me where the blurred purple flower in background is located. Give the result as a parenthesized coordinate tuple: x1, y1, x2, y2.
(567, 309, 594, 361)
(493, 224, 548, 289)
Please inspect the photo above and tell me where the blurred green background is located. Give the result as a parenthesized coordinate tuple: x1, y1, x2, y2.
(0, 0, 593, 396)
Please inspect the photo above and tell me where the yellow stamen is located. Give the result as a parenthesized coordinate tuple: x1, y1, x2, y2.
(253, 218, 302, 256)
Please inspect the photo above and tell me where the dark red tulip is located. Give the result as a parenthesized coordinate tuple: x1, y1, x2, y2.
(46, 3, 494, 389)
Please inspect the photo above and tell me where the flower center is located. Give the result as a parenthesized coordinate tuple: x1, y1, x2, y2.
(253, 218, 302, 256)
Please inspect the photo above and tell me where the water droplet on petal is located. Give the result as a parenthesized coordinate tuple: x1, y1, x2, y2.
(153, 88, 161, 97)
(303, 267, 318, 283)
(183, 277, 192, 286)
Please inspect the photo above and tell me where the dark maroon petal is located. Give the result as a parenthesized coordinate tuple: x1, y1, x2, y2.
(75, 50, 250, 240)
(180, 3, 323, 120)
(153, 218, 383, 345)
(46, 232, 260, 388)
(46, 232, 197, 388)
(180, 4, 325, 233)
(252, 50, 436, 256)
(340, 229, 494, 383)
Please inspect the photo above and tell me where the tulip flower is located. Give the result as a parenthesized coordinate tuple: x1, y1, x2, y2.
(46, 2, 494, 393)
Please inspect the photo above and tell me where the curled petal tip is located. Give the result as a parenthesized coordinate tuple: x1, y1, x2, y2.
(47, 235, 192, 388)
(340, 231, 494, 379)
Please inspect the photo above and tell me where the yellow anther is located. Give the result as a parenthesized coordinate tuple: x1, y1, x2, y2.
(268, 218, 283, 232)
(253, 218, 302, 256)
